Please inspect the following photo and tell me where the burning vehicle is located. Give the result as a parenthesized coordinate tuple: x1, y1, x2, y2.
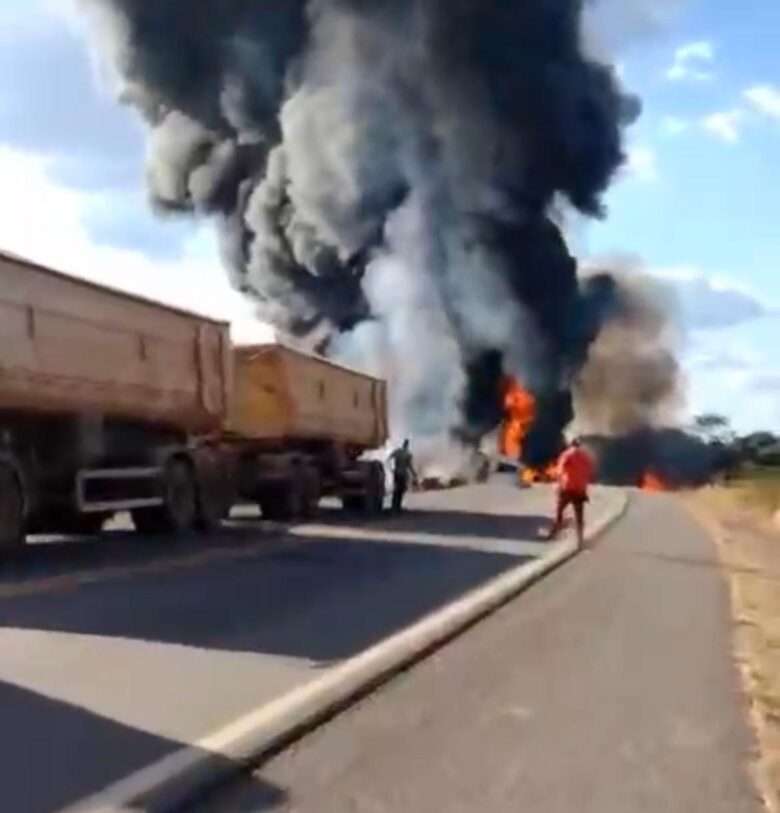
(75, 1, 728, 486)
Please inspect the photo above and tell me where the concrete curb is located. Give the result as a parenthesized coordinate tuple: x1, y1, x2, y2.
(64, 490, 629, 813)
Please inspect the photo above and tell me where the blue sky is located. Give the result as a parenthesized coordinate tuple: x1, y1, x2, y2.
(0, 0, 777, 432)
(588, 0, 780, 432)
(591, 0, 780, 290)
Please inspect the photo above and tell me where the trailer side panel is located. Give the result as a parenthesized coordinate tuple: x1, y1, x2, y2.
(230, 345, 388, 451)
(0, 252, 231, 434)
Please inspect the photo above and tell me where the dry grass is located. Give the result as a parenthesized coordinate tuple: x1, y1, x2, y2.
(689, 478, 780, 811)
(725, 467, 780, 518)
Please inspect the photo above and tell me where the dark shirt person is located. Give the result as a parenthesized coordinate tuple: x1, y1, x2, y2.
(389, 439, 418, 513)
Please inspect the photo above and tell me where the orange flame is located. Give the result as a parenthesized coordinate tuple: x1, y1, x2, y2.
(499, 376, 536, 460)
(521, 461, 559, 485)
(499, 377, 559, 485)
(641, 471, 671, 492)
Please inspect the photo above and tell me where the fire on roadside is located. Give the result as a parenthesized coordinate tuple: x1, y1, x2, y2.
(499, 376, 558, 485)
(640, 471, 672, 492)
(522, 461, 559, 485)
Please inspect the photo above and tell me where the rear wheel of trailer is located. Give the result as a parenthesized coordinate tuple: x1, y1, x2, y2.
(340, 460, 386, 517)
(0, 462, 24, 549)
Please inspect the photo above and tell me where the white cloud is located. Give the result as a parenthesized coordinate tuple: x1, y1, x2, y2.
(701, 109, 745, 144)
(744, 84, 780, 120)
(666, 40, 716, 82)
(0, 0, 199, 263)
(581, 0, 687, 59)
(688, 357, 780, 434)
(751, 372, 780, 394)
(682, 323, 780, 434)
(660, 115, 689, 136)
(651, 265, 771, 329)
(673, 41, 714, 62)
(623, 145, 659, 183)
(0, 145, 273, 341)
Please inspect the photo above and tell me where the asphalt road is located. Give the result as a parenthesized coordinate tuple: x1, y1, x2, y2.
(0, 478, 613, 813)
(194, 493, 762, 813)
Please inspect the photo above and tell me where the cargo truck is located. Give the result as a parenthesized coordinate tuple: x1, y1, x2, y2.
(0, 251, 389, 548)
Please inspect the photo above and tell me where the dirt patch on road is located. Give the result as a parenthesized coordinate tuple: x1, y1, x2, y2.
(688, 488, 780, 811)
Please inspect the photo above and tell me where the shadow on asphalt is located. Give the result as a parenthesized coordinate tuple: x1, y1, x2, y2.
(0, 506, 552, 661)
(0, 680, 286, 813)
(1, 506, 550, 586)
(0, 536, 533, 661)
(306, 507, 552, 542)
(0, 525, 275, 587)
(192, 767, 289, 813)
(0, 510, 549, 663)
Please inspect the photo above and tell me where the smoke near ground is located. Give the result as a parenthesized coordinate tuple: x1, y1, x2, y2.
(77, 0, 655, 466)
(584, 428, 725, 488)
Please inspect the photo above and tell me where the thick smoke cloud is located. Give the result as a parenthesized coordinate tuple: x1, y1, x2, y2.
(80, 0, 642, 462)
(573, 269, 684, 436)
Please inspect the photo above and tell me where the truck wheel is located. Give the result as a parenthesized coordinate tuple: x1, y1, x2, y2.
(301, 467, 321, 519)
(366, 461, 386, 516)
(277, 477, 305, 521)
(341, 463, 385, 516)
(0, 464, 25, 549)
(260, 478, 303, 522)
(196, 479, 231, 532)
(133, 458, 197, 535)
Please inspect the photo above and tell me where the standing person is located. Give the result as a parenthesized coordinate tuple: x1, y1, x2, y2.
(546, 438, 594, 548)
(389, 439, 418, 514)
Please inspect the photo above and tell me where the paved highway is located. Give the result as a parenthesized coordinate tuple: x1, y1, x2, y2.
(0, 478, 618, 812)
(195, 493, 762, 813)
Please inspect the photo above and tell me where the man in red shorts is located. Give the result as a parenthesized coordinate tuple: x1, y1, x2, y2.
(546, 438, 594, 548)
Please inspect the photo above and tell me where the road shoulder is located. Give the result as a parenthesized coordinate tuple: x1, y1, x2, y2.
(64, 485, 627, 812)
(195, 492, 760, 813)
(687, 490, 780, 812)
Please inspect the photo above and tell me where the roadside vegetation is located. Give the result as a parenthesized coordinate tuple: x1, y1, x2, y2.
(689, 465, 780, 811)
(723, 466, 780, 518)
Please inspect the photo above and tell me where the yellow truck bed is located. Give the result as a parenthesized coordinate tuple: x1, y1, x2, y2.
(230, 344, 388, 450)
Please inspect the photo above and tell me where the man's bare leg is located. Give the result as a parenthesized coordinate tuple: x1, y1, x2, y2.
(545, 495, 566, 540)
(574, 500, 585, 548)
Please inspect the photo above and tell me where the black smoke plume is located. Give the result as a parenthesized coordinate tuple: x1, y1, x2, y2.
(80, 0, 641, 461)
(584, 429, 728, 488)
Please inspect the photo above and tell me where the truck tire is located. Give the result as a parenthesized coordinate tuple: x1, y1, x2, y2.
(195, 469, 233, 532)
(196, 484, 230, 532)
(0, 463, 25, 549)
(301, 467, 321, 519)
(133, 458, 197, 535)
(341, 462, 385, 517)
(261, 477, 305, 522)
(366, 461, 386, 516)
(194, 448, 235, 533)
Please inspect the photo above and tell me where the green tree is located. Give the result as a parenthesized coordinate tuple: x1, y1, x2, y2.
(692, 413, 736, 446)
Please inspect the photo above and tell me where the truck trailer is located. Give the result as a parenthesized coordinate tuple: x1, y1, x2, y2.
(0, 251, 389, 548)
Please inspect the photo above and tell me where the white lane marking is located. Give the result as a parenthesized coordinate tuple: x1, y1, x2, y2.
(290, 525, 552, 557)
